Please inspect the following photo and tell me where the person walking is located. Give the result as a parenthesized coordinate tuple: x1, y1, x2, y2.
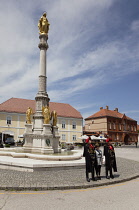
(135, 140, 138, 148)
(103, 138, 117, 179)
(95, 143, 103, 180)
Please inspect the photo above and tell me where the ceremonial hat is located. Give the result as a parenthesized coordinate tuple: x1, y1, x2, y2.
(89, 144, 94, 149)
(85, 136, 91, 143)
(106, 138, 112, 143)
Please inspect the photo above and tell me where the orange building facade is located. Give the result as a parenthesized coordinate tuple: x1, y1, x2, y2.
(85, 106, 138, 145)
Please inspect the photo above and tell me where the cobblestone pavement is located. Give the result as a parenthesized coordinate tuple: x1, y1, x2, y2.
(0, 157, 139, 190)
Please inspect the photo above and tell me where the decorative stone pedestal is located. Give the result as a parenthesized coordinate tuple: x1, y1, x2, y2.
(43, 124, 52, 135)
(25, 124, 32, 134)
(23, 123, 61, 154)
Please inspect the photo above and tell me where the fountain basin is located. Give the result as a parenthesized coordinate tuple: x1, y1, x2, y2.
(0, 148, 82, 161)
(0, 148, 84, 172)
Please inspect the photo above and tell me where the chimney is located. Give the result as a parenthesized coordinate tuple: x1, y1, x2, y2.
(100, 107, 103, 110)
(114, 108, 118, 112)
(106, 105, 109, 110)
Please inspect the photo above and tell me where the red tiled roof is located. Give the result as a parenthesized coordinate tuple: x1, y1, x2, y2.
(85, 108, 136, 121)
(0, 98, 83, 119)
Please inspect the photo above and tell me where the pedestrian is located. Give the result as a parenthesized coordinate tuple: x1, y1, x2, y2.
(95, 143, 103, 180)
(88, 139, 98, 181)
(83, 136, 92, 182)
(135, 140, 138, 148)
(103, 138, 117, 179)
(83, 137, 96, 182)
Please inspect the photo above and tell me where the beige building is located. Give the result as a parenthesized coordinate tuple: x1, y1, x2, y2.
(85, 106, 138, 144)
(0, 98, 83, 143)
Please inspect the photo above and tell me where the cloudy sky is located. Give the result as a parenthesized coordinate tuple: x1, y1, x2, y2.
(0, 0, 139, 123)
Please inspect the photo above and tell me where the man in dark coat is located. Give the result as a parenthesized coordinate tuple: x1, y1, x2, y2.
(88, 141, 97, 181)
(83, 137, 97, 182)
(103, 138, 117, 179)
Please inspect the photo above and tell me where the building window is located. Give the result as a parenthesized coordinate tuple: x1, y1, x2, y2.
(119, 123, 121, 131)
(61, 134, 66, 141)
(113, 122, 116, 130)
(72, 135, 76, 141)
(117, 134, 119, 140)
(109, 122, 111, 130)
(72, 121, 76, 129)
(7, 116, 11, 125)
(62, 121, 66, 129)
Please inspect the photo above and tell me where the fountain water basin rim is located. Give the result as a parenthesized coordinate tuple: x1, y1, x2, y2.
(0, 148, 82, 161)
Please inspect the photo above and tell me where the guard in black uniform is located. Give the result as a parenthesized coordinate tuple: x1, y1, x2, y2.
(88, 142, 97, 181)
(103, 138, 117, 179)
(83, 137, 92, 182)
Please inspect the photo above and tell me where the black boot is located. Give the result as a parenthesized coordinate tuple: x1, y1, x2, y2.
(86, 178, 90, 182)
(92, 177, 97, 181)
(110, 174, 114, 179)
(106, 168, 109, 179)
(110, 168, 114, 179)
(86, 173, 90, 182)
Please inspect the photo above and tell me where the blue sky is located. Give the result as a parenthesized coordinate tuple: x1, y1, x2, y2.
(0, 0, 139, 123)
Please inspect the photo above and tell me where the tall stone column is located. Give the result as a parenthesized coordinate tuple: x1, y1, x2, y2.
(24, 13, 61, 154)
(33, 34, 50, 134)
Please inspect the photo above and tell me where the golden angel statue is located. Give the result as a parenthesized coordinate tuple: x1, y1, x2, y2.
(52, 110, 57, 126)
(26, 107, 33, 124)
(38, 12, 50, 34)
(42, 106, 51, 124)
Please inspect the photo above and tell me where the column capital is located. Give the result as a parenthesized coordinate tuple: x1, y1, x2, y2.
(38, 42, 48, 50)
(38, 34, 49, 50)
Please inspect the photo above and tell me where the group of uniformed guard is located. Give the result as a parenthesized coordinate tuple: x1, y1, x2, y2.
(83, 137, 117, 182)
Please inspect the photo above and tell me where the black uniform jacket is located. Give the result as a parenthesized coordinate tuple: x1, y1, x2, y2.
(104, 144, 117, 172)
(83, 144, 92, 173)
